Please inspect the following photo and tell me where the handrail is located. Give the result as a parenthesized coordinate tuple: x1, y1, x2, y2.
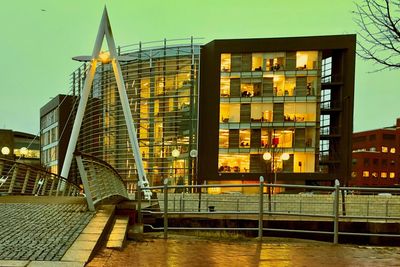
(138, 179, 400, 244)
(74, 151, 125, 183)
(75, 152, 129, 211)
(0, 157, 81, 196)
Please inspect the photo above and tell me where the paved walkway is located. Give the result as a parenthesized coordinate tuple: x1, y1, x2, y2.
(87, 233, 400, 267)
(0, 202, 93, 261)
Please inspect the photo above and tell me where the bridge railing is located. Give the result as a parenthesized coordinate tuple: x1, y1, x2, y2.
(75, 152, 129, 211)
(0, 157, 81, 196)
(138, 178, 400, 244)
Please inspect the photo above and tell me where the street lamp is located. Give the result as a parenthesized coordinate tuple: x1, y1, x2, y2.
(189, 149, 198, 193)
(1, 147, 10, 155)
(171, 149, 180, 190)
(263, 151, 290, 191)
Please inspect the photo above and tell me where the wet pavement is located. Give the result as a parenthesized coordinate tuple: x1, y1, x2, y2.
(87, 233, 400, 267)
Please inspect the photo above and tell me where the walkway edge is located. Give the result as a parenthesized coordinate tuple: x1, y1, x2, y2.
(61, 205, 115, 263)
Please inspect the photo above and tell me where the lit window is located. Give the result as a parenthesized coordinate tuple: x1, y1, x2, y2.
(390, 148, 396, 153)
(220, 54, 231, 72)
(381, 172, 387, 178)
(390, 172, 395, 179)
(372, 172, 378, 178)
(351, 172, 357, 178)
(382, 146, 388, 153)
(362, 171, 369, 177)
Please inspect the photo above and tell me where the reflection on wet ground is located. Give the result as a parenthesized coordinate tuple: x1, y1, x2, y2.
(87, 233, 400, 267)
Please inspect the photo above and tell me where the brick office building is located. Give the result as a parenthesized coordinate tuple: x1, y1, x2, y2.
(351, 118, 400, 187)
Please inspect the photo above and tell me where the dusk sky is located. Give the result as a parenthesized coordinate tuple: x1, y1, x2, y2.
(0, 0, 399, 135)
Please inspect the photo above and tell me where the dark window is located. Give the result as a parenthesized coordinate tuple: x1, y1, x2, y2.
(353, 136, 367, 143)
(383, 134, 395, 140)
(363, 158, 370, 167)
(369, 134, 376, 141)
(373, 158, 379, 165)
(382, 159, 388, 166)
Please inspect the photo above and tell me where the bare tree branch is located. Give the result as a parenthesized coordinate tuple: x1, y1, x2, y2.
(354, 0, 400, 71)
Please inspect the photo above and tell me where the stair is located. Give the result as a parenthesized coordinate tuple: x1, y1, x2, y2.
(106, 216, 129, 249)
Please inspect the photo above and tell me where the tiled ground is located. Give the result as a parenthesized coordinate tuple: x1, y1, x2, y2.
(0, 203, 94, 261)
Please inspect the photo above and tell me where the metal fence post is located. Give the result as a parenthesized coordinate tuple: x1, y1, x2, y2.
(164, 178, 168, 239)
(333, 179, 340, 244)
(8, 166, 18, 194)
(137, 183, 142, 224)
(258, 176, 264, 239)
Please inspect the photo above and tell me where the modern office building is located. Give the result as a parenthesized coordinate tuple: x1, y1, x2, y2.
(199, 36, 355, 188)
(351, 118, 400, 187)
(41, 35, 356, 191)
(40, 95, 76, 175)
(0, 129, 40, 166)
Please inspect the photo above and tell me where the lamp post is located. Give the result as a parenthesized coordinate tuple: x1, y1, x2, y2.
(263, 150, 290, 211)
(171, 148, 180, 191)
(189, 149, 198, 193)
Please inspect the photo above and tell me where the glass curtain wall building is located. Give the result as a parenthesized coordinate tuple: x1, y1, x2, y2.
(68, 38, 200, 188)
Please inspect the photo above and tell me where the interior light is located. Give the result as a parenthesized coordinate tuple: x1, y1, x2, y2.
(20, 147, 28, 156)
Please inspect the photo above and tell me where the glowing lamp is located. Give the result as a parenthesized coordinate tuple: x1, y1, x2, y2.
(281, 153, 290, 161)
(1, 146, 10, 155)
(263, 152, 272, 161)
(98, 51, 111, 64)
(172, 149, 180, 158)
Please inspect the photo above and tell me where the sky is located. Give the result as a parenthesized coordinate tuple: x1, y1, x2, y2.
(0, 0, 399, 135)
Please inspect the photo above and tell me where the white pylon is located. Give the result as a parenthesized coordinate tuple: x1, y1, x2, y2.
(60, 7, 152, 199)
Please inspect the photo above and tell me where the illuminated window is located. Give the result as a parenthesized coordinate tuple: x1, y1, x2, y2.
(220, 78, 230, 97)
(219, 129, 229, 148)
(390, 172, 395, 179)
(221, 54, 231, 72)
(284, 102, 317, 122)
(382, 146, 388, 153)
(218, 154, 249, 173)
(381, 172, 387, 178)
(351, 172, 357, 178)
(362, 171, 369, 177)
(296, 51, 319, 70)
(252, 53, 263, 71)
(239, 130, 250, 148)
(372, 172, 378, 178)
(390, 148, 396, 153)
(220, 103, 240, 123)
(274, 130, 293, 148)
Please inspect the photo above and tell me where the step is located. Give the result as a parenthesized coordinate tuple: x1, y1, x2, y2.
(106, 216, 129, 249)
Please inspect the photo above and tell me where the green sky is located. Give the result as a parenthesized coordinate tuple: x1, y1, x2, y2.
(0, 0, 398, 134)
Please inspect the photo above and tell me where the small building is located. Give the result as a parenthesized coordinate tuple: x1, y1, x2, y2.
(351, 118, 400, 187)
(0, 129, 40, 167)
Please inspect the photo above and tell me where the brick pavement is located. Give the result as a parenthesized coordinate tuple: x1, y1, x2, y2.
(0, 203, 94, 261)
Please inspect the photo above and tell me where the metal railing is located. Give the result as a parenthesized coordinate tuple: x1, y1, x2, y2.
(138, 178, 400, 244)
(75, 152, 129, 211)
(0, 157, 80, 196)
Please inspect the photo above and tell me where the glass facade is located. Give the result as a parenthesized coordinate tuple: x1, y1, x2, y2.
(70, 39, 200, 188)
(41, 109, 59, 174)
(218, 51, 321, 176)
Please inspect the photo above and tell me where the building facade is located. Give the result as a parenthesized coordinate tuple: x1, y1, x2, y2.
(40, 95, 76, 175)
(41, 35, 356, 190)
(0, 129, 40, 166)
(198, 36, 356, 188)
(351, 118, 400, 187)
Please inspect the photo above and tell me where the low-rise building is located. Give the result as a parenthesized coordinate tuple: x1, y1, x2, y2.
(351, 118, 400, 187)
